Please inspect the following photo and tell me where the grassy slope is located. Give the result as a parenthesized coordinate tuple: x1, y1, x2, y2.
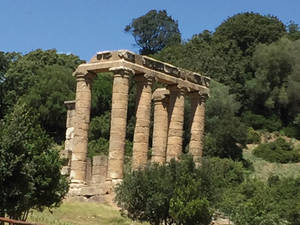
(28, 202, 147, 225)
(243, 145, 300, 181)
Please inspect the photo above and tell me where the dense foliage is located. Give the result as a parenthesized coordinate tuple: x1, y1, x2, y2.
(125, 9, 181, 55)
(117, 156, 300, 225)
(253, 138, 300, 163)
(115, 156, 244, 225)
(0, 103, 68, 220)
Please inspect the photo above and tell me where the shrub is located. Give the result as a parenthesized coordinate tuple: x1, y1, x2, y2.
(246, 127, 261, 144)
(115, 156, 245, 225)
(253, 138, 300, 163)
(281, 126, 300, 139)
(242, 111, 282, 132)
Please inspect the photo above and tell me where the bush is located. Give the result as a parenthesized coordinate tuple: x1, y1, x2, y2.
(115, 156, 245, 225)
(246, 127, 261, 144)
(281, 126, 300, 139)
(242, 111, 282, 132)
(253, 138, 300, 163)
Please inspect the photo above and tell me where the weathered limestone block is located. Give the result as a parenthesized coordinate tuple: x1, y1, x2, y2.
(107, 67, 133, 183)
(189, 93, 207, 164)
(92, 155, 108, 184)
(86, 158, 92, 185)
(70, 71, 96, 184)
(151, 88, 170, 164)
(166, 85, 185, 161)
(132, 74, 153, 170)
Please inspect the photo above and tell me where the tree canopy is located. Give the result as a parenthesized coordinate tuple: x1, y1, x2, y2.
(125, 9, 181, 55)
(0, 103, 68, 220)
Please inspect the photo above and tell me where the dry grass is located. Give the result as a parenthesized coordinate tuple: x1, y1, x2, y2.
(28, 201, 147, 225)
(244, 145, 300, 181)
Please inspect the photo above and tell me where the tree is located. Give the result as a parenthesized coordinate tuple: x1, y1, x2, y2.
(21, 64, 76, 142)
(287, 21, 300, 41)
(0, 103, 68, 220)
(204, 81, 247, 160)
(125, 9, 181, 55)
(1, 49, 83, 142)
(246, 38, 300, 126)
(212, 12, 286, 105)
(213, 12, 286, 56)
(0, 51, 20, 119)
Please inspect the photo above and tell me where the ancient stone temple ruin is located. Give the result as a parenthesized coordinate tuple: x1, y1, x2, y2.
(62, 50, 210, 201)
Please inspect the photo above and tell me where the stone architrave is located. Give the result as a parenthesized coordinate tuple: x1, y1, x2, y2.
(70, 71, 96, 184)
(166, 85, 186, 161)
(151, 88, 170, 164)
(107, 67, 134, 184)
(132, 74, 153, 170)
(189, 93, 207, 164)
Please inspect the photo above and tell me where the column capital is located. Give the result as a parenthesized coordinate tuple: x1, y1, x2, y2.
(109, 66, 134, 78)
(168, 83, 189, 95)
(152, 88, 170, 102)
(189, 91, 209, 102)
(73, 69, 96, 83)
(134, 73, 154, 85)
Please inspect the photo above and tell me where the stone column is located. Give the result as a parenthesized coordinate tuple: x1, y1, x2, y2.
(151, 88, 170, 164)
(189, 93, 207, 164)
(61, 100, 76, 176)
(70, 71, 96, 184)
(107, 67, 133, 184)
(132, 74, 153, 170)
(166, 85, 185, 161)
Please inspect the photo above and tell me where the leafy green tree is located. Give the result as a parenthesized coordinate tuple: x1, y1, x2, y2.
(21, 65, 76, 142)
(0, 103, 68, 220)
(1, 49, 82, 142)
(125, 9, 181, 55)
(247, 38, 300, 126)
(204, 81, 247, 160)
(213, 12, 286, 56)
(0, 51, 20, 119)
(212, 13, 286, 105)
(287, 21, 300, 41)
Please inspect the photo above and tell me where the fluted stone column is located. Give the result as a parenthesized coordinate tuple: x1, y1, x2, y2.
(151, 88, 170, 164)
(107, 67, 133, 184)
(132, 74, 153, 169)
(166, 85, 185, 161)
(70, 71, 96, 184)
(189, 93, 207, 163)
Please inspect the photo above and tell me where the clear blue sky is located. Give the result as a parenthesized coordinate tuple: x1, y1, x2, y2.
(1, 0, 300, 61)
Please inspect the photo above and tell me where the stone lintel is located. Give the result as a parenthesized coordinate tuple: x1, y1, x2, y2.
(88, 50, 210, 88)
(77, 60, 209, 93)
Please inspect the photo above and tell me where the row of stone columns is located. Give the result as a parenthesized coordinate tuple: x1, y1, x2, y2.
(70, 67, 206, 185)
